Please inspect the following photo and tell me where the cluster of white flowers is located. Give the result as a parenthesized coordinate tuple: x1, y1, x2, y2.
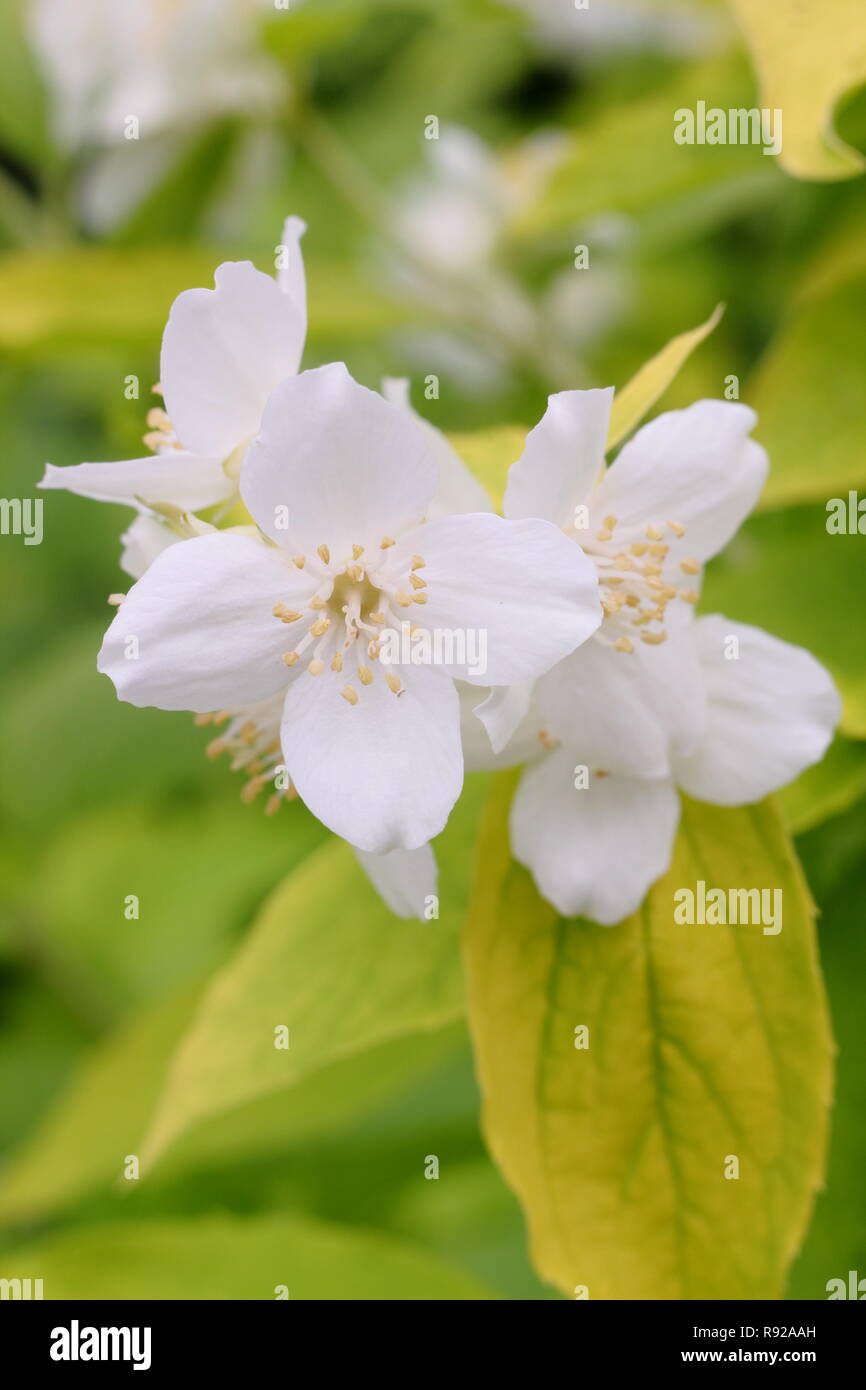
(41, 218, 839, 926)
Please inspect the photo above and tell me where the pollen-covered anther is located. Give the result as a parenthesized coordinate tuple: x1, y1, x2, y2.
(680, 588, 700, 604)
(645, 524, 664, 541)
(380, 536, 395, 549)
(292, 555, 305, 569)
(310, 617, 330, 637)
(411, 555, 426, 570)
(667, 520, 686, 537)
(412, 592, 427, 605)
(241, 774, 270, 805)
(272, 604, 301, 623)
(629, 542, 648, 557)
(309, 659, 324, 676)
(394, 591, 413, 608)
(648, 543, 669, 559)
(317, 544, 330, 565)
(341, 685, 359, 705)
(409, 573, 426, 590)
(359, 666, 374, 686)
(206, 737, 227, 760)
(367, 641, 380, 658)
(614, 637, 634, 653)
(352, 544, 364, 559)
(331, 652, 344, 672)
(283, 651, 300, 667)
(346, 564, 364, 583)
(641, 630, 668, 645)
(679, 557, 700, 575)
(368, 610, 385, 624)
(385, 672, 402, 695)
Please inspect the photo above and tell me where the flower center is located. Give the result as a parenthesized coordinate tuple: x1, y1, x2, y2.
(272, 537, 428, 705)
(580, 514, 700, 654)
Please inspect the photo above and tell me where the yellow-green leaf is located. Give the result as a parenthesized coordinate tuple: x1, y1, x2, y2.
(729, 0, 866, 181)
(0, 1214, 495, 1300)
(138, 776, 488, 1171)
(752, 269, 866, 509)
(779, 735, 866, 835)
(464, 777, 833, 1299)
(606, 303, 724, 450)
(448, 424, 526, 511)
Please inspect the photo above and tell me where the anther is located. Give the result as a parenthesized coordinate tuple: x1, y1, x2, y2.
(341, 685, 359, 705)
(292, 555, 305, 569)
(309, 659, 324, 676)
(310, 617, 330, 637)
(283, 652, 300, 666)
(679, 558, 699, 575)
(359, 666, 374, 686)
(645, 524, 664, 541)
(380, 536, 396, 549)
(331, 652, 344, 672)
(352, 544, 365, 559)
(411, 555, 426, 570)
(667, 520, 686, 537)
(640, 631, 668, 645)
(614, 637, 634, 653)
(409, 573, 426, 590)
(317, 544, 330, 565)
(385, 673, 402, 694)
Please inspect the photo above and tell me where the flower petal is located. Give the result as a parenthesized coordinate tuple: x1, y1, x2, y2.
(591, 400, 768, 561)
(673, 616, 840, 804)
(511, 749, 681, 924)
(504, 387, 613, 529)
(382, 376, 494, 518)
(280, 660, 462, 854)
(355, 843, 438, 920)
(535, 625, 706, 778)
(391, 513, 602, 686)
(160, 259, 305, 458)
(98, 532, 313, 712)
(460, 681, 541, 770)
(241, 362, 437, 556)
(276, 215, 307, 339)
(119, 514, 182, 580)
(39, 454, 233, 511)
(472, 680, 535, 755)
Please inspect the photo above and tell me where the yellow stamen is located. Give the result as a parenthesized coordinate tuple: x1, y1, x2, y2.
(317, 544, 330, 565)
(310, 617, 330, 637)
(341, 685, 359, 705)
(667, 520, 686, 537)
(409, 573, 427, 590)
(283, 652, 300, 666)
(380, 536, 395, 549)
(679, 558, 700, 575)
(641, 631, 668, 645)
(359, 665, 374, 686)
(614, 637, 634, 653)
(331, 652, 344, 672)
(352, 544, 364, 559)
(411, 555, 426, 570)
(292, 555, 305, 569)
(309, 659, 324, 676)
(385, 673, 402, 694)
(646, 524, 664, 541)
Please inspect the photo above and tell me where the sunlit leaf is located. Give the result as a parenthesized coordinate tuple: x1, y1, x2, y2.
(606, 303, 724, 449)
(729, 0, 866, 180)
(464, 776, 832, 1299)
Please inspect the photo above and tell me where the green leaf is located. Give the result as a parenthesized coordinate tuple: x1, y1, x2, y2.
(779, 736, 866, 835)
(518, 56, 781, 239)
(0, 1213, 495, 1299)
(606, 303, 724, 450)
(138, 776, 488, 1171)
(463, 775, 833, 1299)
(752, 271, 866, 508)
(702, 509, 866, 738)
(24, 797, 325, 1016)
(729, 0, 866, 180)
(0, 977, 462, 1229)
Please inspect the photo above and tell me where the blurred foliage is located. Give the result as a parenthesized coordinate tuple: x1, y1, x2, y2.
(0, 0, 864, 1300)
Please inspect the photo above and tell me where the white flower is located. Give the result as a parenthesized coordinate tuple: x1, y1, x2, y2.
(97, 363, 602, 854)
(40, 217, 307, 533)
(27, 0, 283, 151)
(499, 388, 839, 923)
